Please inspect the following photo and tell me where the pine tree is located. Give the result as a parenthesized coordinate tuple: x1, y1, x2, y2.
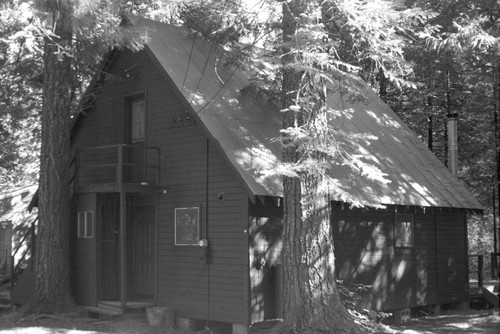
(29, 0, 74, 313)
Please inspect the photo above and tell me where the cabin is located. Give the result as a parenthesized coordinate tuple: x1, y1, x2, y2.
(0, 185, 37, 306)
(65, 15, 481, 332)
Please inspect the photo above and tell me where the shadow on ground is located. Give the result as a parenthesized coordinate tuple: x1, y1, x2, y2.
(0, 308, 498, 334)
(391, 309, 500, 334)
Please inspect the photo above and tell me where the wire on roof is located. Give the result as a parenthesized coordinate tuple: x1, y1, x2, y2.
(195, 2, 278, 115)
(182, 36, 196, 91)
(193, 0, 230, 93)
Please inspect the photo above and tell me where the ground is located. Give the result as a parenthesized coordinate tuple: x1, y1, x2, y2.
(0, 309, 498, 334)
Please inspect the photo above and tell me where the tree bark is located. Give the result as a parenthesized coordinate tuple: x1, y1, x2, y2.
(495, 56, 500, 255)
(280, 1, 358, 333)
(28, 0, 75, 313)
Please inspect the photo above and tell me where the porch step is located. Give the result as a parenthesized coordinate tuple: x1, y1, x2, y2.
(83, 301, 155, 320)
(82, 306, 123, 320)
(481, 287, 499, 307)
(98, 300, 155, 310)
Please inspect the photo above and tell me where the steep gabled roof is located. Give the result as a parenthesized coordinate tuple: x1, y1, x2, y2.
(119, 15, 481, 210)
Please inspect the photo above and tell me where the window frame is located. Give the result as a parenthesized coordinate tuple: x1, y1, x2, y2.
(394, 213, 413, 248)
(174, 207, 200, 246)
(77, 211, 94, 239)
(131, 98, 146, 142)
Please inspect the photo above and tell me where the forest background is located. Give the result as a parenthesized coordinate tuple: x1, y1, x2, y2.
(0, 0, 498, 279)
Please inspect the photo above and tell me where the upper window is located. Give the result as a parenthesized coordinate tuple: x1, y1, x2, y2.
(131, 99, 145, 142)
(395, 213, 413, 248)
(78, 211, 94, 239)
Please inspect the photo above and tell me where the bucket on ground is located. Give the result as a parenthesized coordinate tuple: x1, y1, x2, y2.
(146, 306, 174, 328)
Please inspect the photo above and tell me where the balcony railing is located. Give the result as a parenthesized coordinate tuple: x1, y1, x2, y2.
(72, 144, 160, 192)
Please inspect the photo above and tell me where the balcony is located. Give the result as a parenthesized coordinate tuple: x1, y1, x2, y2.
(71, 144, 160, 194)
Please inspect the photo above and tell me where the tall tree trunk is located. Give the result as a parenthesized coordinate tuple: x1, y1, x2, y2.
(378, 67, 387, 102)
(281, 1, 358, 333)
(28, 0, 74, 313)
(495, 56, 500, 255)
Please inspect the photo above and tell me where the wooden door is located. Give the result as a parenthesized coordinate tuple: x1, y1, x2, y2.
(436, 215, 467, 302)
(0, 221, 12, 276)
(98, 193, 120, 300)
(129, 204, 156, 298)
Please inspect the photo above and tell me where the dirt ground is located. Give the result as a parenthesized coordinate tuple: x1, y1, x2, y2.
(0, 308, 498, 334)
(379, 309, 500, 334)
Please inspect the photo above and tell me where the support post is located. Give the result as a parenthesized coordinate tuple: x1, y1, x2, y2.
(478, 255, 483, 289)
(117, 145, 123, 185)
(447, 113, 458, 176)
(119, 190, 127, 308)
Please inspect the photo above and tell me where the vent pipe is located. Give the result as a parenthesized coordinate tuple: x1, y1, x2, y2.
(447, 113, 458, 176)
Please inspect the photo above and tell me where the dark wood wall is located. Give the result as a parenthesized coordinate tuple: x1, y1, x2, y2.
(71, 49, 250, 325)
(331, 203, 468, 311)
(70, 193, 97, 305)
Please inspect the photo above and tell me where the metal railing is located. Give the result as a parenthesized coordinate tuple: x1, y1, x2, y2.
(74, 144, 160, 189)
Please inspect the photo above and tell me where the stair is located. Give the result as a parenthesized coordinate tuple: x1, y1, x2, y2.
(482, 286, 499, 307)
(82, 306, 123, 319)
(83, 301, 155, 320)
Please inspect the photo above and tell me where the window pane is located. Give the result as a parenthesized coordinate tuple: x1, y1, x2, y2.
(395, 214, 413, 247)
(78, 211, 94, 238)
(132, 100, 145, 141)
(175, 207, 200, 245)
(86, 211, 94, 238)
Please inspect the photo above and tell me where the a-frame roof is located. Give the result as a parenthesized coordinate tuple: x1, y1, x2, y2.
(115, 15, 482, 210)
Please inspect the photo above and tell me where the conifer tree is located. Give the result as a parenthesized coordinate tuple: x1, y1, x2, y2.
(29, 0, 74, 313)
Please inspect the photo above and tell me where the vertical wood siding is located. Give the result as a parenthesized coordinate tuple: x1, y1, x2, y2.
(70, 193, 96, 306)
(72, 49, 250, 325)
(331, 204, 467, 311)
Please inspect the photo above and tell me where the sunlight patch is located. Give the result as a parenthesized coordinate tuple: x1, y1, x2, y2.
(448, 322, 471, 329)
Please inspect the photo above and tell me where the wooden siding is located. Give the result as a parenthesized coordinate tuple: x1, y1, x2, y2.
(249, 200, 283, 324)
(70, 193, 97, 306)
(332, 204, 468, 311)
(155, 134, 249, 325)
(436, 214, 467, 303)
(72, 49, 250, 325)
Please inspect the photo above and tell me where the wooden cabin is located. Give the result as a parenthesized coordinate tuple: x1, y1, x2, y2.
(0, 186, 37, 278)
(67, 15, 482, 332)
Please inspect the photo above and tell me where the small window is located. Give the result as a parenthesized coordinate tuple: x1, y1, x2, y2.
(175, 207, 200, 246)
(395, 213, 413, 248)
(131, 99, 145, 142)
(78, 211, 94, 238)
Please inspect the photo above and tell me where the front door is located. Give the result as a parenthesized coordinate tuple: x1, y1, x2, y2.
(128, 203, 156, 299)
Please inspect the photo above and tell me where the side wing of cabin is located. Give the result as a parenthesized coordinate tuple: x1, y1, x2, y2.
(331, 203, 469, 311)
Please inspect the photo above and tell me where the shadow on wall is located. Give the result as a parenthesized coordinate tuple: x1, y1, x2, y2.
(249, 216, 283, 323)
(334, 214, 416, 310)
